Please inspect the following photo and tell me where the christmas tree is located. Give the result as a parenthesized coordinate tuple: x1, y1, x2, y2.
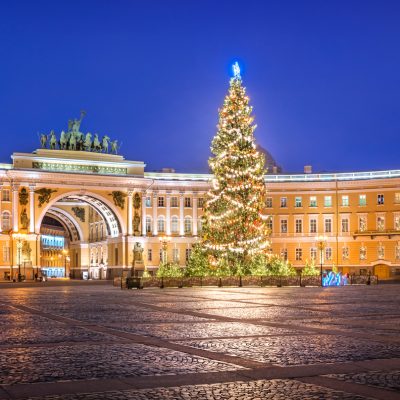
(202, 63, 270, 274)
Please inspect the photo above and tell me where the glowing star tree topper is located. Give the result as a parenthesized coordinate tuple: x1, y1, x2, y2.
(232, 62, 241, 79)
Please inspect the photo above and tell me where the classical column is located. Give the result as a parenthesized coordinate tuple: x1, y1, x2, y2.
(29, 185, 35, 233)
(179, 193, 184, 236)
(152, 192, 158, 236)
(192, 196, 198, 236)
(166, 194, 171, 235)
(12, 185, 19, 232)
(141, 192, 147, 236)
(127, 190, 133, 236)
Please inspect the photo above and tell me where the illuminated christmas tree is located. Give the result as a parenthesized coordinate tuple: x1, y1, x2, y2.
(202, 63, 270, 274)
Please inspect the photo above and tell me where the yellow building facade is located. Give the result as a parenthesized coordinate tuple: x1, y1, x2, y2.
(0, 146, 399, 281)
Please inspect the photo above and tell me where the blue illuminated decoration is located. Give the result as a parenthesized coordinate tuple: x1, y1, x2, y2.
(232, 62, 241, 79)
(322, 271, 348, 287)
(41, 235, 65, 248)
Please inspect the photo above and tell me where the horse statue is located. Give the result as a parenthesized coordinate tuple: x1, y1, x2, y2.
(40, 134, 47, 148)
(101, 135, 110, 153)
(83, 133, 92, 151)
(49, 131, 57, 150)
(111, 140, 119, 154)
(69, 133, 77, 151)
(92, 134, 101, 152)
(59, 131, 67, 150)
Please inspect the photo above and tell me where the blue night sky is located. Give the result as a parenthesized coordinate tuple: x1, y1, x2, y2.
(1, 0, 400, 173)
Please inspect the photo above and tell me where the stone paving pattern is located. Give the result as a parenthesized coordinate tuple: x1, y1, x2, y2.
(0, 283, 399, 399)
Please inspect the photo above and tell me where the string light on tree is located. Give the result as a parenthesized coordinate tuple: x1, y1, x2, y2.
(202, 62, 270, 274)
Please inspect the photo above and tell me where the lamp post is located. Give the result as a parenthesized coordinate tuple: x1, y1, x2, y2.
(62, 249, 69, 278)
(316, 235, 327, 286)
(12, 233, 27, 282)
(159, 236, 171, 264)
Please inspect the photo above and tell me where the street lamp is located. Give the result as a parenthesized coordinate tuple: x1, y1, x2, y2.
(62, 249, 69, 278)
(316, 235, 327, 286)
(12, 232, 27, 282)
(159, 236, 171, 264)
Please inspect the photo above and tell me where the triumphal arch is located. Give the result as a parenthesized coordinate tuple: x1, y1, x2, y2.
(0, 114, 208, 280)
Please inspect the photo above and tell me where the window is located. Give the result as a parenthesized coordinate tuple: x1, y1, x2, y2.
(360, 246, 367, 260)
(145, 196, 151, 207)
(342, 246, 349, 260)
(396, 243, 400, 260)
(377, 194, 384, 205)
(281, 248, 288, 261)
(341, 218, 349, 233)
(295, 219, 302, 233)
(395, 216, 400, 231)
(378, 243, 384, 259)
(2, 212, 11, 231)
(342, 195, 349, 206)
(145, 216, 152, 233)
(184, 197, 191, 207)
(324, 196, 332, 207)
(359, 194, 367, 206)
(147, 249, 152, 262)
(280, 197, 287, 208)
(2, 190, 10, 202)
(265, 197, 272, 208)
(197, 218, 203, 233)
(171, 197, 178, 207)
(198, 198, 204, 208)
(172, 248, 179, 263)
(171, 216, 179, 233)
(325, 247, 332, 261)
(395, 193, 400, 204)
(295, 248, 302, 261)
(280, 219, 288, 234)
(295, 197, 302, 208)
(184, 217, 192, 234)
(266, 217, 273, 232)
(310, 218, 317, 233)
(310, 247, 317, 260)
(377, 216, 385, 231)
(359, 216, 367, 232)
(158, 197, 165, 207)
(160, 248, 166, 264)
(324, 218, 332, 233)
(157, 217, 165, 233)
(185, 248, 191, 263)
(309, 196, 317, 207)
(2, 246, 10, 262)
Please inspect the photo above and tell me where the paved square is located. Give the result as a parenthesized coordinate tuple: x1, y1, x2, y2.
(0, 283, 399, 399)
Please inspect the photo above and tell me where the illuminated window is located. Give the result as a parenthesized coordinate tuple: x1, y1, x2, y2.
(295, 248, 302, 261)
(309, 196, 317, 207)
(158, 197, 165, 207)
(171, 197, 178, 207)
(395, 216, 400, 231)
(173, 248, 179, 263)
(280, 219, 287, 234)
(2, 246, 10, 262)
(341, 218, 349, 233)
(377, 216, 385, 231)
(157, 217, 165, 233)
(265, 197, 272, 208)
(145, 217, 152, 233)
(377, 194, 384, 205)
(1, 190, 10, 202)
(145, 196, 151, 207)
(171, 216, 179, 233)
(378, 243, 384, 259)
(342, 246, 349, 260)
(280, 197, 287, 208)
(2, 212, 11, 231)
(324, 196, 332, 207)
(342, 195, 349, 206)
(360, 246, 367, 260)
(184, 197, 191, 207)
(184, 217, 192, 234)
(396, 243, 400, 260)
(295, 197, 302, 207)
(281, 248, 288, 260)
(266, 217, 273, 232)
(197, 218, 203, 233)
(395, 193, 400, 204)
(324, 218, 332, 233)
(310, 218, 317, 233)
(359, 216, 367, 232)
(325, 247, 332, 260)
(295, 219, 302, 233)
(359, 194, 367, 206)
(310, 247, 317, 260)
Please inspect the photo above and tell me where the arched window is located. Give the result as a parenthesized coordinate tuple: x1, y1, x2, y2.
(2, 212, 11, 231)
(171, 216, 179, 233)
(145, 216, 152, 233)
(158, 216, 165, 233)
(184, 216, 192, 234)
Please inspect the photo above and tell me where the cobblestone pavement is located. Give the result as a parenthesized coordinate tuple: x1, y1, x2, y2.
(0, 283, 399, 399)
